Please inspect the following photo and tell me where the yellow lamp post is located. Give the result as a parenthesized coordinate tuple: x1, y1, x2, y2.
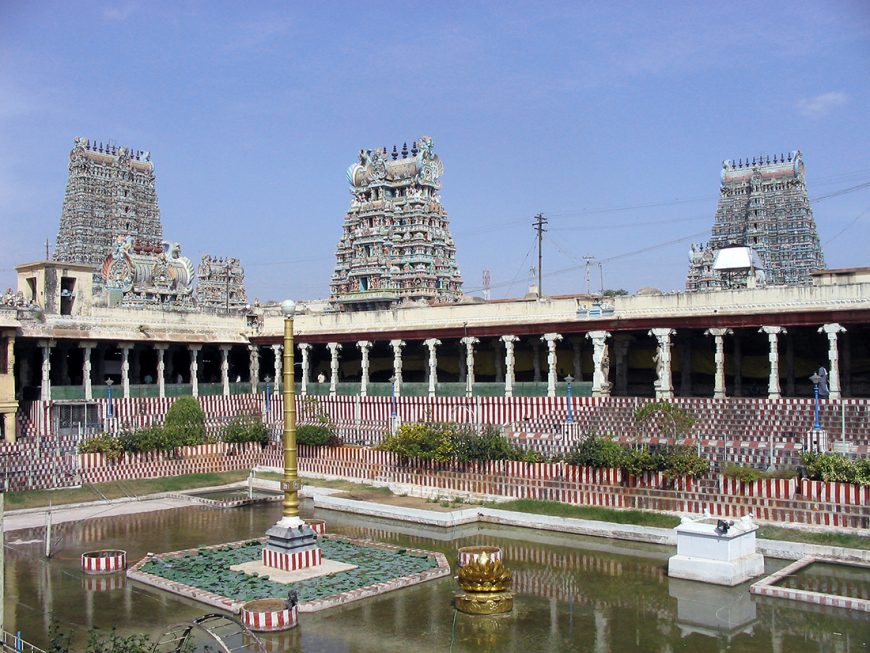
(281, 299, 300, 518)
(262, 299, 321, 570)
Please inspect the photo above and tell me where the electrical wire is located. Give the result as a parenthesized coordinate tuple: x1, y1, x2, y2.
(823, 206, 870, 245)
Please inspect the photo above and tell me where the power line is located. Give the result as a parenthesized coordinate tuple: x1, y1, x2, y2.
(824, 206, 870, 245)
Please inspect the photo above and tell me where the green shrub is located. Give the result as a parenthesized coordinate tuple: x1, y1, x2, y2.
(380, 422, 453, 461)
(223, 415, 269, 447)
(621, 447, 656, 476)
(163, 396, 206, 446)
(296, 423, 340, 446)
(79, 434, 123, 460)
(801, 452, 870, 485)
(564, 434, 625, 468)
(634, 401, 695, 439)
(655, 446, 710, 480)
(118, 427, 169, 453)
(721, 464, 762, 483)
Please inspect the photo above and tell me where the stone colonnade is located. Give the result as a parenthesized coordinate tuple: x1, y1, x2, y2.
(28, 322, 850, 402)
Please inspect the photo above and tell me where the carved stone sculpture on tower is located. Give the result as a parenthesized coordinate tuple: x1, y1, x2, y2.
(331, 136, 463, 311)
(55, 138, 163, 266)
(687, 151, 825, 291)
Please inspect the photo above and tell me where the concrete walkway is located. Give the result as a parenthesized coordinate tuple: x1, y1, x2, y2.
(4, 477, 868, 565)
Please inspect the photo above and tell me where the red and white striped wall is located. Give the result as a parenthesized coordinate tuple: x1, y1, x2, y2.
(262, 546, 322, 571)
(241, 601, 298, 632)
(81, 550, 127, 574)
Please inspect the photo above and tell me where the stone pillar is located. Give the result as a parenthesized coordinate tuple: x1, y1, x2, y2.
(327, 342, 342, 396)
(759, 326, 786, 399)
(39, 340, 53, 402)
(80, 341, 95, 401)
(249, 345, 260, 393)
(531, 340, 542, 382)
(460, 336, 479, 396)
(541, 333, 563, 397)
(570, 338, 583, 382)
(219, 345, 231, 396)
(705, 328, 732, 399)
(3, 336, 14, 443)
(357, 341, 371, 397)
(819, 323, 847, 400)
(271, 344, 283, 392)
(390, 340, 405, 395)
(298, 343, 311, 396)
(154, 344, 168, 399)
(501, 335, 518, 397)
(649, 328, 676, 400)
(39, 340, 54, 401)
(586, 331, 612, 397)
(189, 345, 201, 397)
(424, 338, 441, 397)
(120, 344, 132, 398)
(612, 335, 632, 396)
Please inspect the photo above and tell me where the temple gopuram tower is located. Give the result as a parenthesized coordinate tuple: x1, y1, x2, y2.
(687, 151, 825, 291)
(330, 136, 463, 311)
(54, 137, 163, 266)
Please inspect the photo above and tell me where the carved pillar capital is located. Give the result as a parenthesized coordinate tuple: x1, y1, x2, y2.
(390, 340, 406, 393)
(297, 343, 311, 395)
(819, 323, 847, 399)
(357, 341, 371, 397)
(759, 326, 786, 399)
(327, 342, 342, 396)
(586, 331, 612, 397)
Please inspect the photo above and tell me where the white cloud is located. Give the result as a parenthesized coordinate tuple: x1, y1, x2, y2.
(102, 3, 138, 22)
(797, 91, 848, 117)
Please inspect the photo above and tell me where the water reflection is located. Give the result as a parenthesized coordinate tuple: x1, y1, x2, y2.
(3, 501, 867, 652)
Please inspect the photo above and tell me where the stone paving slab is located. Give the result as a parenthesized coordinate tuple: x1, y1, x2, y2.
(230, 558, 357, 583)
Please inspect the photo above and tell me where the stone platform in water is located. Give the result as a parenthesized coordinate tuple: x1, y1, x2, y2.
(231, 557, 357, 583)
(127, 536, 449, 614)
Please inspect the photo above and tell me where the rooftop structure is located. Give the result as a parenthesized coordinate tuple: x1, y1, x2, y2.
(687, 151, 825, 291)
(330, 136, 463, 311)
(55, 137, 163, 266)
(196, 256, 249, 311)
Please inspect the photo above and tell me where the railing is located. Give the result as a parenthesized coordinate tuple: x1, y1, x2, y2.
(0, 630, 47, 653)
(301, 381, 593, 397)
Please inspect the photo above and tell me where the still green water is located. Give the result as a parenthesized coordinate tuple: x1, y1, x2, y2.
(4, 501, 868, 652)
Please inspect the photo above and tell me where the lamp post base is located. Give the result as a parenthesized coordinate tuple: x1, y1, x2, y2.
(263, 517, 322, 571)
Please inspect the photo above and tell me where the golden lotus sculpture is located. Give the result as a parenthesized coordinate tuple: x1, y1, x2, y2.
(455, 550, 514, 615)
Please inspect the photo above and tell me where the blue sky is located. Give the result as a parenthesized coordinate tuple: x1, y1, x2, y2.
(1, 1, 868, 301)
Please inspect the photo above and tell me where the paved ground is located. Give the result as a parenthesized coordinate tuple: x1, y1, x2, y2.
(3, 495, 194, 532)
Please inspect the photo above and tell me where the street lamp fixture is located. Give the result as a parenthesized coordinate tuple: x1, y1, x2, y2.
(106, 378, 114, 419)
(564, 375, 574, 424)
(262, 299, 321, 570)
(810, 372, 822, 431)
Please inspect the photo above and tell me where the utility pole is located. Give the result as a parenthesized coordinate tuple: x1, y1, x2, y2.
(582, 255, 595, 295)
(45, 238, 50, 260)
(533, 213, 548, 298)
